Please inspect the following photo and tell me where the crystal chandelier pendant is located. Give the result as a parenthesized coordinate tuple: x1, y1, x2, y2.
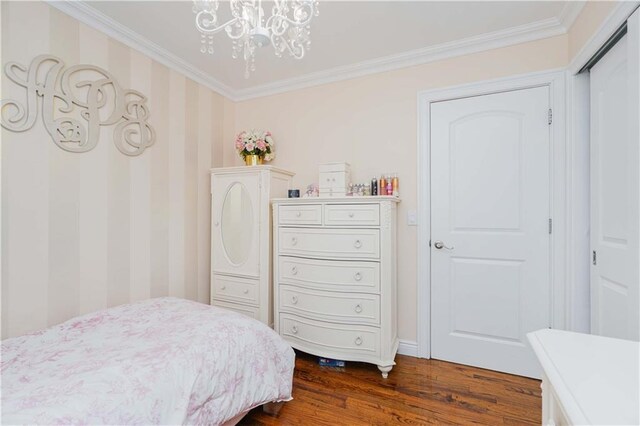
(193, 0, 319, 78)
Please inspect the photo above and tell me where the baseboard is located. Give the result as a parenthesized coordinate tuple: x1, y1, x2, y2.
(397, 339, 418, 357)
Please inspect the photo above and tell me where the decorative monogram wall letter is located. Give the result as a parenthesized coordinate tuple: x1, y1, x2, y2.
(1, 55, 155, 156)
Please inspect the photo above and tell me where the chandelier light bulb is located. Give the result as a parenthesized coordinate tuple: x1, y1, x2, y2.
(193, 0, 319, 78)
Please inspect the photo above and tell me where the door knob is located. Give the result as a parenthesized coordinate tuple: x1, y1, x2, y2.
(433, 240, 454, 250)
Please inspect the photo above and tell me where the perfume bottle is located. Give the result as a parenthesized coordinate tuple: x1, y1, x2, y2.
(392, 173, 399, 197)
(379, 175, 387, 196)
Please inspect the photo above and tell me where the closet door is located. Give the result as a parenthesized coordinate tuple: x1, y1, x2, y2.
(590, 10, 640, 341)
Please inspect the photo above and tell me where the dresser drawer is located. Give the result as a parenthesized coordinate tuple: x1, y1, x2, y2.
(279, 257, 380, 292)
(278, 204, 322, 225)
(280, 314, 380, 356)
(211, 275, 258, 305)
(280, 285, 380, 325)
(279, 228, 380, 259)
(324, 204, 380, 226)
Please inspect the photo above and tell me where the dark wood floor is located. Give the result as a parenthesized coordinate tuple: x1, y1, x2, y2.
(239, 351, 541, 425)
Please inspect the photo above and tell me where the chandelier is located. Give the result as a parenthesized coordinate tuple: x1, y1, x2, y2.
(192, 0, 319, 78)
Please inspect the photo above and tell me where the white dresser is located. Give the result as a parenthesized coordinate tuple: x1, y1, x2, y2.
(272, 196, 400, 378)
(210, 166, 294, 326)
(528, 329, 639, 425)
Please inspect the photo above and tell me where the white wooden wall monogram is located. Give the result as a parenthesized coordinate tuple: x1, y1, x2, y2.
(1, 55, 155, 156)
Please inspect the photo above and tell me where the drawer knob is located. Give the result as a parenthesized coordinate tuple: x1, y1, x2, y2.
(291, 237, 298, 246)
(221, 285, 226, 290)
(292, 325, 298, 334)
(355, 304, 362, 313)
(354, 239, 362, 249)
(215, 221, 220, 227)
(243, 289, 249, 294)
(291, 266, 298, 275)
(291, 295, 298, 304)
(355, 336, 363, 346)
(354, 272, 362, 281)
(349, 212, 354, 218)
(296, 211, 301, 217)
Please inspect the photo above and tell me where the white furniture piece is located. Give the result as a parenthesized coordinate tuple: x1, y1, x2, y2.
(272, 196, 400, 378)
(318, 162, 351, 197)
(211, 166, 294, 326)
(528, 329, 639, 425)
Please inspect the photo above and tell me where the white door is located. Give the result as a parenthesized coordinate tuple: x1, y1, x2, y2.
(212, 173, 261, 278)
(590, 10, 640, 341)
(430, 86, 551, 378)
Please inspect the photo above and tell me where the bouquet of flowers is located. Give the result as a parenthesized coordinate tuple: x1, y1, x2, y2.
(235, 130, 275, 162)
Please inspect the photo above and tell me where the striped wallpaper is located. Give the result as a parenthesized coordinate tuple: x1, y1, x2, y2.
(1, 1, 225, 338)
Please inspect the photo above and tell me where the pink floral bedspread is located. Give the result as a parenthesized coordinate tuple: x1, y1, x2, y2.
(1, 297, 295, 425)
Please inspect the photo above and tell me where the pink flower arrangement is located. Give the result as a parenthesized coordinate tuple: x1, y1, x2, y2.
(235, 130, 275, 161)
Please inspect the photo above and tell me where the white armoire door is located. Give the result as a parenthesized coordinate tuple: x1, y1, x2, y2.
(590, 10, 640, 341)
(430, 86, 551, 378)
(211, 173, 261, 278)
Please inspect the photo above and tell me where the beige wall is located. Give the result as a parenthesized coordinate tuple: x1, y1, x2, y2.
(569, 1, 618, 61)
(230, 35, 569, 342)
(1, 1, 225, 338)
(2, 0, 620, 342)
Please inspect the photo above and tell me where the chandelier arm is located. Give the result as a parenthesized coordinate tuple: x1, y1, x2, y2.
(271, 33, 305, 59)
(195, 14, 242, 35)
(265, 6, 316, 30)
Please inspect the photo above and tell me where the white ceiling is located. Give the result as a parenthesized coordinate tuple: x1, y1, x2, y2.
(54, 1, 583, 99)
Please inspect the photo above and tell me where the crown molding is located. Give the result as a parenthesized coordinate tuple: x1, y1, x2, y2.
(234, 17, 567, 100)
(45, 0, 236, 100)
(569, 1, 640, 74)
(558, 1, 586, 32)
(46, 0, 579, 102)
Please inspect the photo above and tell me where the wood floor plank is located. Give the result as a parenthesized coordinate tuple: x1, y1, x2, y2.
(239, 351, 541, 425)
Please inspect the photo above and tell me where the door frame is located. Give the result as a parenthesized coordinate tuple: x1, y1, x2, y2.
(416, 70, 566, 358)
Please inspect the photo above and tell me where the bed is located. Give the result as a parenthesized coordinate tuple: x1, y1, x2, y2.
(1, 297, 295, 425)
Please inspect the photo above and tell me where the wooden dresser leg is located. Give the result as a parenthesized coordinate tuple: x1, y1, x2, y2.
(378, 365, 393, 379)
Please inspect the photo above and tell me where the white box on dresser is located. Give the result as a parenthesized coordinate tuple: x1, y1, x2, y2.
(272, 196, 400, 378)
(210, 166, 294, 326)
(318, 162, 351, 197)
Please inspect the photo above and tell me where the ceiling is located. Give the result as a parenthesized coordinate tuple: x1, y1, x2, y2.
(53, 1, 584, 99)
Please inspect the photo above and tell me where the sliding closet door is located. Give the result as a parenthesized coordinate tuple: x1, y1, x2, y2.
(590, 10, 640, 341)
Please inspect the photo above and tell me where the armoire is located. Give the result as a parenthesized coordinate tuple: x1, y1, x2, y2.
(209, 166, 294, 326)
